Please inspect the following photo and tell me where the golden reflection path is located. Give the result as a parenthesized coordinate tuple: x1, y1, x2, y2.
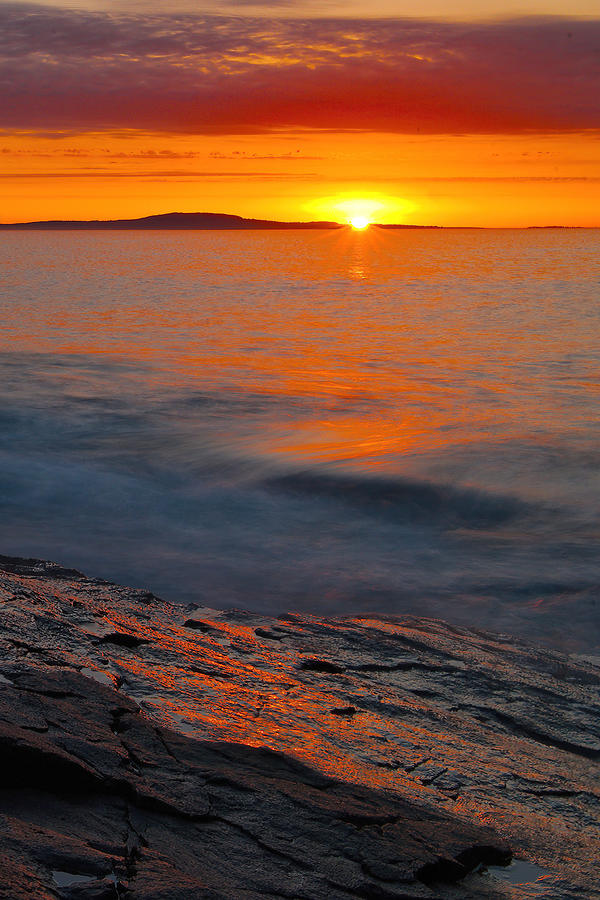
(3, 228, 598, 474)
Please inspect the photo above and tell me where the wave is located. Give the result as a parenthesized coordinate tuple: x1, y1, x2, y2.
(262, 470, 529, 530)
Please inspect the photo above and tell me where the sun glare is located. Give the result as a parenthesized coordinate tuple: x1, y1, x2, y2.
(305, 192, 416, 226)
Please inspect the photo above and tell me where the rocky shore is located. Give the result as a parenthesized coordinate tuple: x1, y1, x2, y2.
(1, 555, 599, 898)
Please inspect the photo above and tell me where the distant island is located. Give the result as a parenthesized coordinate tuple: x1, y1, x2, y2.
(1, 213, 587, 230)
(0, 212, 344, 230)
(0, 211, 450, 230)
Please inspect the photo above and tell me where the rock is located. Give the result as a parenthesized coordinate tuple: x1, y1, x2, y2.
(1, 554, 599, 898)
(330, 706, 357, 716)
(254, 627, 283, 641)
(99, 633, 150, 649)
(183, 619, 212, 631)
(0, 663, 510, 899)
(299, 659, 345, 673)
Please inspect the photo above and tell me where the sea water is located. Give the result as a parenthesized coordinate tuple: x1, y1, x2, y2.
(1, 228, 598, 650)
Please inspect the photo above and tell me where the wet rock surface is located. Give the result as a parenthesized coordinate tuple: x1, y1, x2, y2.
(1, 555, 599, 898)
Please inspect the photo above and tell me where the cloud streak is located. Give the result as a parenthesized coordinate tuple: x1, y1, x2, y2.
(1, 3, 599, 135)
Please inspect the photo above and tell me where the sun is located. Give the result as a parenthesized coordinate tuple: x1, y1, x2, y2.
(335, 197, 383, 229)
(305, 192, 415, 227)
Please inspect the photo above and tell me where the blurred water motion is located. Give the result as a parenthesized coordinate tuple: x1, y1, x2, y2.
(0, 227, 599, 649)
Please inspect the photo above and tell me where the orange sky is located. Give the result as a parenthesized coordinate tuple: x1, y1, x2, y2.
(1, 3, 599, 226)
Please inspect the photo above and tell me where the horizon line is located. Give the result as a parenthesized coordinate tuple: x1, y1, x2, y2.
(0, 211, 598, 230)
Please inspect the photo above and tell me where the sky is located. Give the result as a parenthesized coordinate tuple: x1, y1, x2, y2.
(1, 0, 599, 225)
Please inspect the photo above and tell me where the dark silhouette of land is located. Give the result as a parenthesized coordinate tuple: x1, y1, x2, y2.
(0, 211, 452, 230)
(376, 223, 443, 229)
(1, 212, 585, 230)
(0, 212, 344, 230)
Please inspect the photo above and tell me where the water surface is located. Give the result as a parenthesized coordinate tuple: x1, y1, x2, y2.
(1, 228, 598, 650)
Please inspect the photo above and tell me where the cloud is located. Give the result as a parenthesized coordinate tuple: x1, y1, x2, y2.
(0, 169, 314, 178)
(209, 150, 324, 158)
(0, 3, 598, 135)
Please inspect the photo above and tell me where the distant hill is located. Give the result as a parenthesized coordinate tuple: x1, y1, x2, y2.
(375, 223, 443, 230)
(0, 212, 343, 230)
(0, 214, 592, 230)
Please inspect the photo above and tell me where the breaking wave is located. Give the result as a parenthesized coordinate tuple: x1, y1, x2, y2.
(263, 470, 528, 530)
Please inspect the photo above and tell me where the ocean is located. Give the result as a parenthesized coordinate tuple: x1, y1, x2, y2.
(1, 227, 598, 651)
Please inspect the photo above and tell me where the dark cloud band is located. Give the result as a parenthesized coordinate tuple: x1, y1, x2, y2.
(1, 3, 598, 134)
